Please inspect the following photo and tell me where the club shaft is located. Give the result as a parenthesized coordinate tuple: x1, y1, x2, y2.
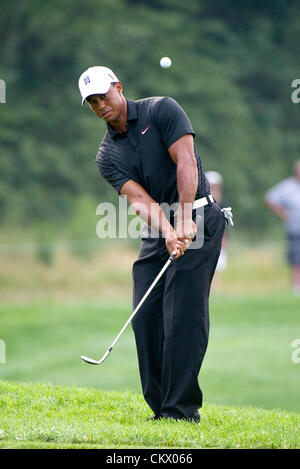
(108, 257, 173, 352)
(81, 253, 175, 364)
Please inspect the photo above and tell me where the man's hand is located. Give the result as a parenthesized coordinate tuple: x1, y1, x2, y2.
(165, 231, 187, 259)
(175, 218, 197, 241)
(165, 220, 196, 259)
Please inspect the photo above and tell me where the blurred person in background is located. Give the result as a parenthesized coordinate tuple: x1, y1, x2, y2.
(206, 171, 228, 286)
(265, 161, 300, 295)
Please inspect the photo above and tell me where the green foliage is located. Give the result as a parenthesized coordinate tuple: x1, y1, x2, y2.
(0, 0, 299, 233)
(34, 222, 56, 265)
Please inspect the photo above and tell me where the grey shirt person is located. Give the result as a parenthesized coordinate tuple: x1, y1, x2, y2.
(265, 177, 300, 236)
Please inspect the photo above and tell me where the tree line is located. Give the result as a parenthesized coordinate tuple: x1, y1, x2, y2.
(0, 0, 299, 235)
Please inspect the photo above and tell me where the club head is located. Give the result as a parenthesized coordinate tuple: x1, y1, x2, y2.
(81, 348, 111, 365)
(81, 355, 101, 365)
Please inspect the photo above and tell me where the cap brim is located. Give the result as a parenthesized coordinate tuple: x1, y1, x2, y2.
(80, 81, 113, 106)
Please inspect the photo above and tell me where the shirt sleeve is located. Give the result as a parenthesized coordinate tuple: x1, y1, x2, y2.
(96, 156, 130, 194)
(95, 140, 131, 194)
(265, 179, 290, 207)
(154, 97, 195, 149)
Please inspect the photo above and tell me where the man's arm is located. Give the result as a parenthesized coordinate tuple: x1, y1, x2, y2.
(168, 134, 198, 239)
(265, 181, 289, 222)
(265, 200, 289, 222)
(120, 180, 187, 258)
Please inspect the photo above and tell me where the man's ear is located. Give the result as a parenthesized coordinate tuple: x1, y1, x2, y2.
(114, 81, 123, 94)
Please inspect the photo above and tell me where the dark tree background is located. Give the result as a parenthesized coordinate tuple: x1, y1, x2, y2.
(0, 0, 299, 235)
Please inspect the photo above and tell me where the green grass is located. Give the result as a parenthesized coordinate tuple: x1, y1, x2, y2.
(0, 381, 299, 449)
(0, 244, 299, 448)
(0, 294, 299, 412)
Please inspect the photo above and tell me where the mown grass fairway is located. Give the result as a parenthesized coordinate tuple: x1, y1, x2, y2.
(0, 243, 299, 448)
(0, 381, 299, 449)
(0, 294, 299, 412)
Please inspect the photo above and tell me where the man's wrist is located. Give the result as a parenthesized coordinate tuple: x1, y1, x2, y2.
(177, 201, 194, 222)
(176, 219, 193, 224)
(162, 224, 177, 240)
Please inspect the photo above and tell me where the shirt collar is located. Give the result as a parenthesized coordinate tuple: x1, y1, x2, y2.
(126, 99, 138, 121)
(107, 99, 138, 139)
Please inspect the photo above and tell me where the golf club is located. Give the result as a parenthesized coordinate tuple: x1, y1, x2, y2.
(81, 251, 177, 365)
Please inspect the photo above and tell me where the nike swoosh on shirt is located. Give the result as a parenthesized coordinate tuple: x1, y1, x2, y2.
(141, 125, 151, 135)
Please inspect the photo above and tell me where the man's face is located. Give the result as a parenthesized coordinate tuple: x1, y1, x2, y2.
(86, 82, 124, 124)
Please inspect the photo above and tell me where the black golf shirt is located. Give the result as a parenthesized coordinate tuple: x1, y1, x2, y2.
(96, 96, 210, 206)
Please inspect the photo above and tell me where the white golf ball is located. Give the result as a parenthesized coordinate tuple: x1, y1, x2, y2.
(160, 57, 172, 68)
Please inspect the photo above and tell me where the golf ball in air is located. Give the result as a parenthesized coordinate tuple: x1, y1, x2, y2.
(160, 57, 172, 68)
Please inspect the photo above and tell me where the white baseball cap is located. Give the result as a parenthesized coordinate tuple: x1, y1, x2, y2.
(78, 66, 119, 105)
(205, 171, 223, 185)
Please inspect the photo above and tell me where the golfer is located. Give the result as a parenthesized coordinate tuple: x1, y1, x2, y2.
(78, 66, 226, 422)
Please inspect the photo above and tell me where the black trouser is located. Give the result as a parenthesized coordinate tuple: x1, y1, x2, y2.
(131, 202, 225, 420)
